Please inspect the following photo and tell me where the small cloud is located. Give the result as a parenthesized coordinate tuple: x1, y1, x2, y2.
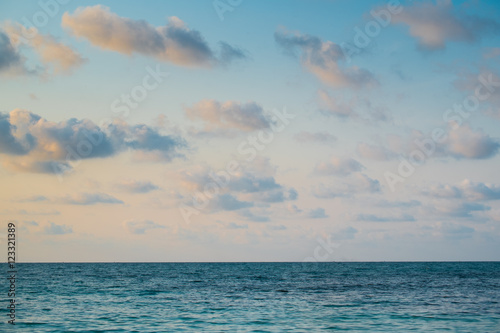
(307, 207, 328, 219)
(294, 131, 337, 145)
(123, 220, 165, 234)
(356, 213, 415, 222)
(239, 209, 270, 222)
(332, 227, 358, 240)
(14, 195, 48, 203)
(116, 180, 159, 194)
(484, 47, 500, 59)
(275, 29, 377, 88)
(267, 225, 286, 231)
(61, 193, 123, 205)
(227, 222, 248, 229)
(43, 222, 73, 235)
(314, 157, 364, 176)
(186, 99, 273, 134)
(391, 0, 500, 51)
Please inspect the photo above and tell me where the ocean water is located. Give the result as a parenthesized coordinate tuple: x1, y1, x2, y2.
(1, 262, 499, 332)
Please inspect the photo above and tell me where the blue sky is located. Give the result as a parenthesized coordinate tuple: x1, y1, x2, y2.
(1, 0, 500, 262)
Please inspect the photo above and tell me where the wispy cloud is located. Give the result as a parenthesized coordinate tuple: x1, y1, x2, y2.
(60, 193, 124, 205)
(123, 220, 165, 234)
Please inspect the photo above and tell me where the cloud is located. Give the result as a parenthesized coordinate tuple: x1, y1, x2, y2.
(3, 23, 85, 75)
(238, 209, 270, 222)
(186, 99, 272, 133)
(391, 0, 500, 51)
(0, 110, 187, 174)
(43, 222, 73, 235)
(422, 179, 500, 201)
(454, 70, 500, 120)
(209, 194, 253, 211)
(314, 157, 364, 176)
(429, 201, 490, 219)
(432, 223, 475, 240)
(62, 5, 245, 67)
(375, 199, 421, 208)
(356, 213, 415, 222)
(294, 131, 337, 145)
(317, 90, 389, 122)
(226, 222, 248, 230)
(13, 195, 48, 203)
(313, 173, 380, 198)
(484, 47, 500, 59)
(359, 124, 499, 161)
(307, 207, 328, 219)
(61, 193, 124, 205)
(116, 180, 159, 194)
(332, 227, 358, 240)
(356, 142, 397, 161)
(275, 29, 377, 88)
(123, 220, 165, 234)
(445, 125, 499, 159)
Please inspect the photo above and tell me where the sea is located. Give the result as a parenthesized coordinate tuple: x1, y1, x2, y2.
(1, 262, 499, 332)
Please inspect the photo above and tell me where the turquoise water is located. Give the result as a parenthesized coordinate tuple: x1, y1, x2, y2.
(1, 262, 499, 332)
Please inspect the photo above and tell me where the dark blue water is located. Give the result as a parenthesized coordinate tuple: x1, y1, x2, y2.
(1, 262, 499, 332)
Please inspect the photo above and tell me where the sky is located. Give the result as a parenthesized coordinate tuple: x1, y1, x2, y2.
(1, 0, 500, 262)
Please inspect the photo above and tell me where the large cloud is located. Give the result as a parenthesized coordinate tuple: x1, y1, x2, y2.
(62, 5, 245, 67)
(275, 29, 377, 88)
(391, 0, 500, 51)
(0, 109, 186, 174)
